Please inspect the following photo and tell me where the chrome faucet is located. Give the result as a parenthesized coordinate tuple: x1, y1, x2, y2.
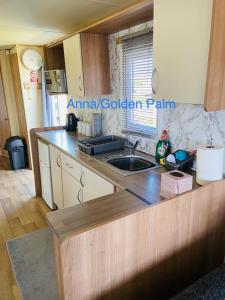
(126, 138, 140, 155)
(131, 140, 140, 155)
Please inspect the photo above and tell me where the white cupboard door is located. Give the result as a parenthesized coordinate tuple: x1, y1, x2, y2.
(63, 34, 84, 97)
(62, 169, 82, 208)
(49, 145, 64, 209)
(153, 0, 213, 104)
(39, 162, 54, 209)
(82, 167, 114, 202)
(38, 140, 50, 166)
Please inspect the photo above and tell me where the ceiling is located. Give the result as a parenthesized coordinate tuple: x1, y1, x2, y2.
(0, 0, 142, 49)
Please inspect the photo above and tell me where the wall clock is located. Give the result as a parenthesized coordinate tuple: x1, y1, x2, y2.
(22, 49, 43, 71)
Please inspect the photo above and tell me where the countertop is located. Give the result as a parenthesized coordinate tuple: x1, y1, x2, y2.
(36, 129, 200, 241)
(37, 129, 171, 205)
(47, 190, 148, 241)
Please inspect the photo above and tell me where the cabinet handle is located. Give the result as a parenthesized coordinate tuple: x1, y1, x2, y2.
(66, 163, 73, 169)
(56, 155, 61, 168)
(78, 75, 83, 92)
(80, 171, 85, 187)
(152, 68, 158, 95)
(77, 188, 82, 204)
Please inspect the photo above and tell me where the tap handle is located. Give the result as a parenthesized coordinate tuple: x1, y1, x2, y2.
(132, 140, 139, 154)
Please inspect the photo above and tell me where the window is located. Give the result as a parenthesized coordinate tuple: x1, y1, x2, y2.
(121, 29, 157, 137)
(50, 94, 68, 126)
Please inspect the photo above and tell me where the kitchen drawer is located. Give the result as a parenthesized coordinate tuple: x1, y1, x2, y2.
(61, 152, 82, 181)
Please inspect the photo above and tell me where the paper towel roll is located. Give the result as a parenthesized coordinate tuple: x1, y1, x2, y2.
(196, 145, 224, 185)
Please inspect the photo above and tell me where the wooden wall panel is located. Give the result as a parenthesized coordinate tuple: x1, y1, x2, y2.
(0, 68, 11, 157)
(54, 181, 225, 299)
(9, 53, 31, 167)
(47, 0, 154, 48)
(80, 33, 111, 96)
(83, 0, 154, 34)
(205, 0, 225, 111)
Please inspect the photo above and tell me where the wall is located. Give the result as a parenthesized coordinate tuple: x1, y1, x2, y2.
(15, 46, 43, 132)
(11, 45, 44, 162)
(71, 21, 225, 169)
(0, 50, 19, 136)
(73, 21, 157, 155)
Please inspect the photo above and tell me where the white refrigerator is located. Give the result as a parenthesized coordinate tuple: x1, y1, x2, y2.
(38, 140, 54, 209)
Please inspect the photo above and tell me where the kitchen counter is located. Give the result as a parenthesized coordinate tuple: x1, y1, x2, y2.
(34, 128, 200, 242)
(32, 129, 225, 300)
(47, 190, 148, 241)
(36, 129, 199, 205)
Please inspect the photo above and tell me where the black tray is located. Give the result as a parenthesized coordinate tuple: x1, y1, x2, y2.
(165, 151, 196, 171)
(77, 135, 126, 156)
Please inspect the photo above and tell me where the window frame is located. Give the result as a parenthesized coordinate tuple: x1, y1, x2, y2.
(120, 28, 157, 139)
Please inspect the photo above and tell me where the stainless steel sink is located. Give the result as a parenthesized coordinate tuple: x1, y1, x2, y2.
(88, 148, 161, 176)
(107, 156, 156, 172)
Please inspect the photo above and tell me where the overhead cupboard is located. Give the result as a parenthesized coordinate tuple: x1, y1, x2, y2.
(44, 0, 225, 110)
(152, 0, 225, 111)
(152, 0, 213, 105)
(63, 33, 111, 98)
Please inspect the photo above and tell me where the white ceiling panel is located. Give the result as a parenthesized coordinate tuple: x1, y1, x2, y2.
(0, 28, 66, 48)
(0, 0, 140, 48)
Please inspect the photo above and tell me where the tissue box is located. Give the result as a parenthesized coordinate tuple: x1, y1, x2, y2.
(161, 170, 193, 196)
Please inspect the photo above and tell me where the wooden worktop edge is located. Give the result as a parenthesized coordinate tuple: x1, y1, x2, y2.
(47, 190, 148, 242)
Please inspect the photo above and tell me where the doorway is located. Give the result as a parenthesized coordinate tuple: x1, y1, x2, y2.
(0, 67, 11, 157)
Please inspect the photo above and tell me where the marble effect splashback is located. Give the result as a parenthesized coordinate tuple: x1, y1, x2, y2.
(74, 22, 225, 168)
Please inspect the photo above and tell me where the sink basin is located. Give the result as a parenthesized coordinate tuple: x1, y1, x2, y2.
(107, 156, 156, 172)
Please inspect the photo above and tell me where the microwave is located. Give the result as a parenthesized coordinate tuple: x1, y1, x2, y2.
(45, 69, 67, 94)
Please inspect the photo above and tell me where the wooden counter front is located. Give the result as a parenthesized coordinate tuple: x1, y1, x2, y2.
(51, 179, 225, 300)
(31, 128, 225, 299)
(47, 190, 148, 241)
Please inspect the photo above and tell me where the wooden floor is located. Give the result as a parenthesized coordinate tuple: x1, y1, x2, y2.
(0, 157, 49, 300)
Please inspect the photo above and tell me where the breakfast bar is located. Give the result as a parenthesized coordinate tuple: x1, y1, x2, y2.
(31, 128, 225, 299)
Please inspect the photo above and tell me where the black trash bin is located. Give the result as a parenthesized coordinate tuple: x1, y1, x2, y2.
(4, 136, 27, 170)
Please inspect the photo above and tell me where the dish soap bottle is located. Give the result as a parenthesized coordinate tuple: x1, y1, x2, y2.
(155, 129, 171, 164)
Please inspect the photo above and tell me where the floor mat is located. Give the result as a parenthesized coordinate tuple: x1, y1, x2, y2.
(7, 228, 58, 300)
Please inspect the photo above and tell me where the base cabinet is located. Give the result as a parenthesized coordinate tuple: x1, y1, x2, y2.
(82, 166, 114, 202)
(49, 146, 114, 209)
(62, 169, 82, 208)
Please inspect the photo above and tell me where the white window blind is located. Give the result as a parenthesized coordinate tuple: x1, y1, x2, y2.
(121, 30, 157, 137)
